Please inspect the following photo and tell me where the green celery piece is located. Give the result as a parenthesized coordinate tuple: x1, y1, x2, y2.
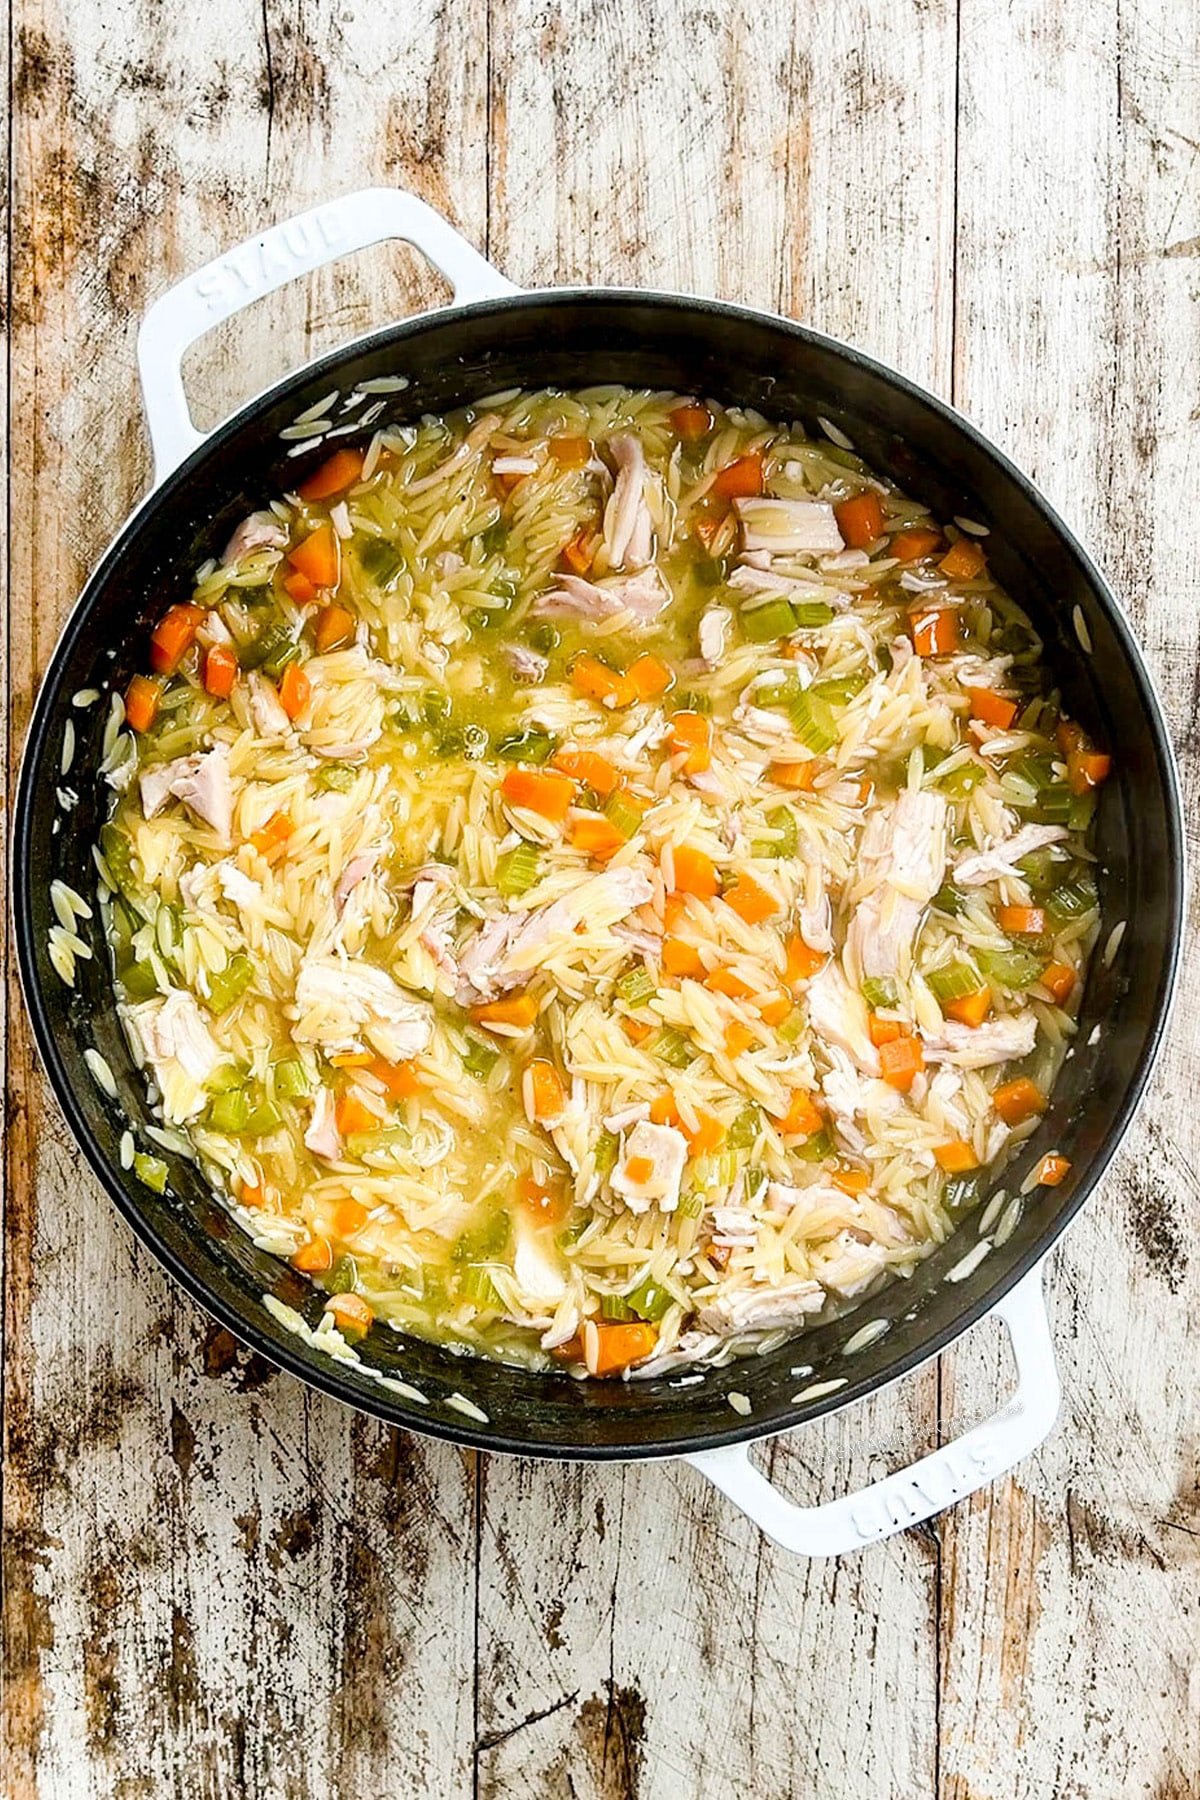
(938, 761, 986, 798)
(422, 689, 452, 725)
(790, 601, 836, 629)
(692, 1148, 739, 1189)
(1016, 846, 1069, 891)
(462, 1035, 500, 1080)
(528, 622, 560, 653)
(751, 806, 799, 859)
(728, 1104, 761, 1151)
(812, 672, 870, 706)
(1068, 789, 1098, 832)
(204, 954, 254, 1015)
(932, 882, 966, 917)
(794, 1128, 833, 1163)
(119, 959, 159, 1001)
(777, 1011, 804, 1043)
(922, 743, 947, 774)
(344, 1126, 410, 1160)
(496, 729, 556, 763)
(604, 790, 645, 840)
(133, 1152, 168, 1193)
(1046, 875, 1099, 921)
(273, 1058, 310, 1100)
(460, 1265, 504, 1311)
(943, 1174, 982, 1215)
(243, 1101, 283, 1137)
(359, 538, 405, 589)
(1033, 785, 1073, 824)
(100, 823, 139, 894)
(753, 671, 806, 710)
(651, 1026, 695, 1068)
(789, 689, 837, 753)
(741, 598, 798, 643)
(496, 843, 541, 896)
(241, 619, 298, 676)
(676, 1188, 705, 1219)
(976, 944, 1045, 991)
(593, 1130, 619, 1176)
(693, 554, 726, 587)
(672, 689, 713, 715)
(627, 1278, 674, 1323)
(452, 1211, 510, 1264)
(600, 1292, 638, 1321)
(861, 975, 898, 1009)
(208, 1088, 251, 1133)
(616, 966, 655, 1007)
(926, 961, 984, 1003)
(327, 1254, 358, 1294)
(315, 762, 356, 792)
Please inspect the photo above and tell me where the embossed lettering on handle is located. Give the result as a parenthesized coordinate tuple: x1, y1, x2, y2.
(137, 187, 518, 484)
(685, 1261, 1060, 1557)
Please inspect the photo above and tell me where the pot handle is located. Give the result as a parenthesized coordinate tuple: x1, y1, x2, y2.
(136, 187, 518, 484)
(684, 1260, 1059, 1557)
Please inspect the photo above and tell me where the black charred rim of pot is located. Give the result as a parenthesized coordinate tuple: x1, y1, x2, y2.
(13, 287, 1186, 1461)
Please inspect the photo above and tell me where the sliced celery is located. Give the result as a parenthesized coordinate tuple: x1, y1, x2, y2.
(791, 601, 836, 629)
(604, 791, 645, 840)
(812, 672, 869, 707)
(728, 1105, 760, 1151)
(1046, 876, 1099, 921)
(315, 761, 355, 792)
(692, 1147, 739, 1189)
(133, 1152, 168, 1193)
(651, 1027, 696, 1068)
(753, 672, 806, 711)
(616, 966, 655, 1007)
(794, 1128, 833, 1163)
(741, 598, 798, 643)
(273, 1058, 310, 1100)
(207, 1088, 251, 1133)
(789, 689, 837, 753)
(976, 944, 1045, 991)
(676, 1187, 705, 1219)
(496, 842, 541, 896)
(593, 1130, 619, 1176)
(600, 1292, 638, 1321)
(462, 1034, 500, 1080)
(452, 1211, 510, 1263)
(861, 976, 898, 1008)
(244, 1101, 283, 1137)
(938, 761, 986, 798)
(204, 953, 254, 1015)
(100, 823, 138, 894)
(628, 1278, 673, 1323)
(460, 1265, 504, 1311)
(496, 729, 555, 764)
(327, 1254, 359, 1294)
(751, 806, 798, 859)
(932, 882, 966, 917)
(359, 538, 405, 589)
(926, 961, 983, 1003)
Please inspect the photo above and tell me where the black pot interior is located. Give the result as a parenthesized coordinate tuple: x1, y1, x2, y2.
(15, 293, 1184, 1458)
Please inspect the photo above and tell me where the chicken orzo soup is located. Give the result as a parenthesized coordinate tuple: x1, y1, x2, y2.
(96, 387, 1109, 1377)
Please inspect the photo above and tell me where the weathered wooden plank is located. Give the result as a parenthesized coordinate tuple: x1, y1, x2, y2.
(478, 5, 956, 1796)
(3, 3, 487, 1795)
(939, 2, 1200, 1795)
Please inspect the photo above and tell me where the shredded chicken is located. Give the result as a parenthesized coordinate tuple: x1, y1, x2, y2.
(304, 1086, 342, 1162)
(293, 955, 433, 1062)
(844, 788, 948, 982)
(505, 644, 549, 683)
(698, 1277, 825, 1333)
(125, 990, 222, 1123)
(734, 497, 845, 556)
(954, 823, 1068, 887)
(698, 606, 732, 666)
(530, 568, 671, 624)
(512, 1219, 567, 1306)
(247, 672, 292, 739)
(603, 434, 654, 570)
(222, 511, 288, 566)
(807, 962, 880, 1075)
(727, 562, 850, 606)
(924, 1013, 1039, 1069)
(140, 744, 234, 846)
(334, 852, 379, 915)
(611, 1120, 688, 1213)
(455, 867, 654, 1005)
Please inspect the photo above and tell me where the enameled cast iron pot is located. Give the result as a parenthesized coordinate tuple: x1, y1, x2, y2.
(14, 189, 1185, 1555)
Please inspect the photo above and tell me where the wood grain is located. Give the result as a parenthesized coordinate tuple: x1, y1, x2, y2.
(3, 1, 1198, 1796)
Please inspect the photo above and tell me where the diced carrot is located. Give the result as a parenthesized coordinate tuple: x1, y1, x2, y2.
(239, 1181, 267, 1210)
(785, 935, 826, 989)
(669, 402, 713, 440)
(992, 1078, 1046, 1126)
(771, 758, 828, 791)
(707, 965, 754, 999)
(561, 526, 594, 575)
(650, 1095, 680, 1126)
(289, 522, 340, 589)
(628, 652, 674, 701)
(1040, 961, 1077, 1006)
(494, 468, 524, 496)
(149, 603, 204, 676)
(1067, 749, 1111, 794)
(250, 811, 293, 856)
(124, 674, 161, 734)
(670, 845, 720, 898)
(939, 538, 987, 581)
(333, 1197, 369, 1236)
(549, 434, 592, 467)
(934, 1140, 980, 1173)
(1035, 1153, 1071, 1186)
(711, 451, 764, 499)
(571, 654, 635, 709)
(284, 568, 319, 605)
(523, 1058, 566, 1124)
(472, 993, 539, 1031)
(722, 871, 779, 925)
(297, 446, 365, 502)
(878, 1035, 925, 1091)
(335, 1091, 379, 1138)
(517, 1171, 571, 1224)
(203, 643, 238, 699)
(624, 1018, 652, 1044)
(502, 766, 576, 821)
(998, 905, 1046, 935)
(724, 1020, 757, 1057)
(329, 1051, 374, 1068)
(662, 893, 689, 932)
(688, 1112, 726, 1156)
(1055, 720, 1086, 756)
(834, 491, 885, 549)
(868, 1012, 906, 1047)
(625, 1154, 655, 1184)
(291, 1236, 333, 1273)
(890, 526, 943, 563)
(669, 710, 713, 774)
(707, 1242, 733, 1270)
(944, 987, 992, 1027)
(552, 749, 620, 796)
(370, 1058, 422, 1100)
(315, 603, 356, 653)
(778, 1090, 822, 1137)
(908, 605, 961, 657)
(583, 1319, 658, 1377)
(570, 814, 626, 860)
(968, 686, 1018, 730)
(326, 1292, 374, 1336)
(832, 1167, 870, 1195)
(250, 810, 293, 855)
(278, 661, 311, 721)
(693, 510, 729, 552)
(756, 989, 793, 1028)
(663, 937, 705, 978)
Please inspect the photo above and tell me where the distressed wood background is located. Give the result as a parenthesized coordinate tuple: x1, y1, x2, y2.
(3, 1, 1199, 1795)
